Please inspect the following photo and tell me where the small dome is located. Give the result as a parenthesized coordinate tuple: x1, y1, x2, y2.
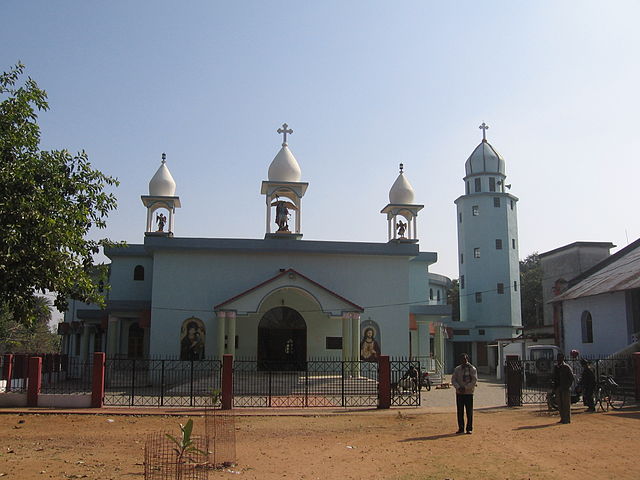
(149, 158, 176, 196)
(268, 146, 302, 182)
(465, 141, 505, 176)
(389, 167, 415, 204)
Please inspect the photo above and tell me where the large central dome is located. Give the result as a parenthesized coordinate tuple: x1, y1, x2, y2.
(464, 140, 505, 176)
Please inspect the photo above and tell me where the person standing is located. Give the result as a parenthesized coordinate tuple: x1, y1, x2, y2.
(578, 358, 596, 412)
(552, 353, 575, 423)
(451, 353, 478, 434)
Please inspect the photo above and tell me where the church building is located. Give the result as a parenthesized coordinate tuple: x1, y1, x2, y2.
(61, 124, 452, 371)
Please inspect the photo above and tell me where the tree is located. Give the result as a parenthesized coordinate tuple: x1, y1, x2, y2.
(0, 296, 60, 354)
(447, 279, 460, 322)
(520, 252, 543, 328)
(0, 63, 119, 325)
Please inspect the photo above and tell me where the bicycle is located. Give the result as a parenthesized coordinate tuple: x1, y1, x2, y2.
(595, 375, 626, 411)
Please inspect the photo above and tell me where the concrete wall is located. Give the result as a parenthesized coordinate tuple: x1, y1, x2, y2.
(563, 291, 628, 356)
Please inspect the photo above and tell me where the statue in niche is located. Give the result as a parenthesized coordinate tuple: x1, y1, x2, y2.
(156, 212, 167, 232)
(271, 198, 298, 232)
(396, 220, 407, 238)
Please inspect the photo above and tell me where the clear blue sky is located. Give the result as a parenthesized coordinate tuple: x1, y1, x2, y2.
(3, 1, 639, 279)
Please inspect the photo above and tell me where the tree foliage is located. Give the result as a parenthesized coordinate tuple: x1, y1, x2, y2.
(0, 63, 119, 325)
(447, 279, 460, 322)
(0, 296, 60, 354)
(520, 252, 543, 328)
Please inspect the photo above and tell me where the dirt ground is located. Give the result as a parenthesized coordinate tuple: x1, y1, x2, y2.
(0, 403, 638, 480)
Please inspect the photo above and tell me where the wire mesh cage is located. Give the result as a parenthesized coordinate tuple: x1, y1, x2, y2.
(203, 407, 236, 468)
(144, 432, 209, 480)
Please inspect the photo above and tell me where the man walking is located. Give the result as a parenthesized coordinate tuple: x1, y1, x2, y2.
(552, 353, 575, 424)
(451, 353, 477, 434)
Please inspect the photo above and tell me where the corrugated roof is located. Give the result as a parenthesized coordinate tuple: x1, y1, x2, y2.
(554, 239, 640, 301)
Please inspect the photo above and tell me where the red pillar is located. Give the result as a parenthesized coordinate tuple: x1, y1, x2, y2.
(378, 355, 391, 409)
(3, 354, 14, 392)
(633, 352, 640, 401)
(91, 352, 106, 408)
(221, 354, 233, 410)
(27, 356, 42, 407)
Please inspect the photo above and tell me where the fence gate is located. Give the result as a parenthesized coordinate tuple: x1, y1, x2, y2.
(390, 359, 421, 407)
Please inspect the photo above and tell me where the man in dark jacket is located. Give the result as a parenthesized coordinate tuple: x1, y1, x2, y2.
(552, 353, 575, 423)
(579, 359, 596, 412)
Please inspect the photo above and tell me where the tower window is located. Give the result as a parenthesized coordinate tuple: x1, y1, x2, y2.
(472, 205, 479, 216)
(493, 197, 501, 208)
(495, 239, 503, 250)
(479, 329, 485, 335)
(460, 275, 465, 289)
(475, 292, 482, 303)
(430, 288, 434, 300)
(460, 253, 464, 264)
(474, 248, 480, 258)
(512, 239, 516, 249)
(459, 212, 462, 223)
(497, 283, 504, 294)
(514, 281, 518, 292)
(489, 177, 496, 192)
(474, 178, 481, 192)
(437, 290, 441, 302)
(510, 200, 514, 210)
(133, 265, 145, 281)
(466, 182, 470, 194)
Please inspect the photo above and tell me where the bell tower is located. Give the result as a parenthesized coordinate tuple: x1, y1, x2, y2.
(381, 163, 423, 243)
(141, 153, 181, 237)
(261, 123, 308, 239)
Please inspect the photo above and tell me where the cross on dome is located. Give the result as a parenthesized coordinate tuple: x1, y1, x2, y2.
(277, 123, 293, 146)
(479, 122, 489, 141)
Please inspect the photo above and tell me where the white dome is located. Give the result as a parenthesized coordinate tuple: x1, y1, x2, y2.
(149, 161, 176, 196)
(389, 171, 415, 204)
(268, 146, 302, 182)
(465, 141, 505, 176)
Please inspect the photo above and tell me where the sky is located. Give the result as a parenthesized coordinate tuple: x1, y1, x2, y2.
(2, 1, 639, 281)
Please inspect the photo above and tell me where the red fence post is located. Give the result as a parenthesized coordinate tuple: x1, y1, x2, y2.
(27, 356, 42, 407)
(221, 354, 233, 410)
(378, 355, 391, 409)
(91, 352, 106, 408)
(633, 352, 640, 401)
(3, 354, 14, 392)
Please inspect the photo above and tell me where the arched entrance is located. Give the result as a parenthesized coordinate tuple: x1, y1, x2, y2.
(258, 306, 307, 371)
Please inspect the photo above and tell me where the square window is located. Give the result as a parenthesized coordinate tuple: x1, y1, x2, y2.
(493, 197, 501, 208)
(489, 177, 496, 192)
(472, 205, 479, 216)
(497, 283, 504, 294)
(474, 248, 480, 258)
(475, 292, 482, 303)
(474, 178, 481, 192)
(326, 337, 343, 349)
(479, 329, 485, 335)
(495, 239, 503, 250)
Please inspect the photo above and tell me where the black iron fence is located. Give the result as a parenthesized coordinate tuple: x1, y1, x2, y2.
(233, 358, 379, 408)
(104, 357, 222, 407)
(41, 356, 93, 395)
(390, 358, 421, 407)
(505, 355, 635, 406)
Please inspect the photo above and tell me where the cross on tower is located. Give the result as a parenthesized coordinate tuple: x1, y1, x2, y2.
(277, 123, 293, 146)
(399, 163, 404, 174)
(479, 122, 489, 141)
(161, 152, 166, 164)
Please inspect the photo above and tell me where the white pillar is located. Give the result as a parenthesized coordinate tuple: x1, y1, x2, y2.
(295, 197, 301, 233)
(265, 197, 271, 234)
(342, 317, 351, 361)
(351, 315, 360, 362)
(227, 311, 237, 357)
(413, 216, 418, 240)
(417, 321, 430, 370)
(216, 312, 226, 360)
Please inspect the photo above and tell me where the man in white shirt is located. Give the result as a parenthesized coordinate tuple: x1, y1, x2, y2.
(451, 353, 478, 434)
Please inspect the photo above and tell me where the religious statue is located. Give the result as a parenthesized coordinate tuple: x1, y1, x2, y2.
(156, 212, 167, 232)
(360, 327, 381, 361)
(396, 220, 407, 238)
(271, 198, 297, 233)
